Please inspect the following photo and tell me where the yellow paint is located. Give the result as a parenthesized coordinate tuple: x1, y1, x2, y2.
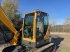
(22, 38, 36, 43)
(33, 11, 37, 42)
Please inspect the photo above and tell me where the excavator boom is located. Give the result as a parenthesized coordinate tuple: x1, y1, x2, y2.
(0, 7, 19, 45)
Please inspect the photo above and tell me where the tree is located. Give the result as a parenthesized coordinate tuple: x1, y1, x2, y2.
(64, 18, 70, 32)
(1, 0, 23, 31)
(64, 18, 70, 25)
(1, 0, 18, 20)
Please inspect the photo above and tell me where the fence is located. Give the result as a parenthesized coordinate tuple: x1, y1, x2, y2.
(50, 25, 70, 33)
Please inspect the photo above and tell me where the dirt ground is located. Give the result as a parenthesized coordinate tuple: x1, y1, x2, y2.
(51, 32, 70, 52)
(0, 32, 70, 52)
(0, 43, 11, 52)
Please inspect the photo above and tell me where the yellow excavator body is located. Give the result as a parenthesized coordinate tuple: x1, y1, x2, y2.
(0, 6, 50, 48)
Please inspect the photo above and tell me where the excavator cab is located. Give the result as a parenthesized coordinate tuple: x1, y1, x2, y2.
(22, 10, 50, 48)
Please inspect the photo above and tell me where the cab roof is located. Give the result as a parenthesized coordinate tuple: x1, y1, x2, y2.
(25, 10, 48, 16)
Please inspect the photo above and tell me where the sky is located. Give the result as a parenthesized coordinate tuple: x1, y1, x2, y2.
(0, 0, 70, 25)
